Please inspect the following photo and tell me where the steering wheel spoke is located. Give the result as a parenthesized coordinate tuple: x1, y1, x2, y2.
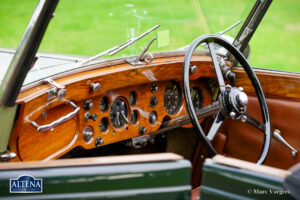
(207, 42, 225, 90)
(207, 111, 225, 141)
(244, 113, 265, 132)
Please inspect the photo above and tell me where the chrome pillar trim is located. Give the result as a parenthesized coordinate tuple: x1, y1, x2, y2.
(0, 0, 59, 106)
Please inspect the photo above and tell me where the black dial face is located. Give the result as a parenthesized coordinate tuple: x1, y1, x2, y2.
(150, 96, 158, 108)
(99, 117, 108, 132)
(110, 99, 128, 128)
(130, 110, 138, 124)
(164, 81, 182, 115)
(129, 91, 137, 105)
(190, 87, 203, 111)
(100, 96, 109, 112)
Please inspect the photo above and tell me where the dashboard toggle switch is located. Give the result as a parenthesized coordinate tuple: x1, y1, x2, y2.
(84, 99, 93, 110)
(85, 112, 97, 121)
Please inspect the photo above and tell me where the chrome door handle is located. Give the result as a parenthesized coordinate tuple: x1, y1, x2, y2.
(31, 101, 80, 132)
(273, 129, 298, 157)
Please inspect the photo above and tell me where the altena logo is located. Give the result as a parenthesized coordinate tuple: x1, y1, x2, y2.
(10, 174, 42, 193)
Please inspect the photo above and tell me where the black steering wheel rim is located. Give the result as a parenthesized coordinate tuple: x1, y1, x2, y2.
(183, 34, 271, 164)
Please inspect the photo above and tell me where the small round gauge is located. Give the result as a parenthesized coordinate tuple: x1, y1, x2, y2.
(130, 110, 138, 124)
(99, 117, 108, 132)
(100, 96, 109, 112)
(150, 96, 158, 108)
(164, 81, 182, 115)
(190, 87, 203, 111)
(110, 99, 128, 128)
(129, 91, 137, 105)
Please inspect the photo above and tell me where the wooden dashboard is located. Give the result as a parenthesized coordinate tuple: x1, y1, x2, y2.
(9, 54, 216, 161)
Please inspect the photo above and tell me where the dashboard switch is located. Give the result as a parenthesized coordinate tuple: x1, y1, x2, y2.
(150, 83, 158, 93)
(84, 99, 93, 110)
(95, 136, 104, 147)
(139, 125, 147, 135)
(91, 82, 101, 92)
(83, 126, 94, 143)
(85, 112, 97, 121)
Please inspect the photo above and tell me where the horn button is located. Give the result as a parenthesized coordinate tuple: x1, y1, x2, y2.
(220, 85, 248, 121)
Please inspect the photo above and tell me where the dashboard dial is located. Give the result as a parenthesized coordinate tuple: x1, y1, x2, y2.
(164, 81, 182, 115)
(100, 96, 109, 112)
(110, 99, 129, 128)
(99, 117, 108, 132)
(130, 110, 138, 124)
(190, 87, 203, 111)
(129, 91, 137, 105)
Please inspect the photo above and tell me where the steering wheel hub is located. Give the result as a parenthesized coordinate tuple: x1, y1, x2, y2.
(230, 87, 247, 111)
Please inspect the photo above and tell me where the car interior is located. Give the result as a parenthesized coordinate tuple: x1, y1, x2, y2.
(6, 48, 300, 189)
(0, 0, 299, 199)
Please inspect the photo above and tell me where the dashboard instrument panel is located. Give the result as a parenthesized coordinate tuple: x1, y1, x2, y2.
(10, 55, 215, 161)
(78, 80, 211, 152)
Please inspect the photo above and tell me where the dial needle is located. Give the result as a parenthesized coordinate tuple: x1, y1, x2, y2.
(116, 112, 121, 126)
(120, 111, 129, 124)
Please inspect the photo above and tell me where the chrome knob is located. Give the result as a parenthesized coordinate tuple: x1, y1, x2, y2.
(225, 85, 231, 92)
(0, 151, 16, 161)
(139, 125, 147, 135)
(237, 92, 248, 106)
(84, 100, 93, 110)
(91, 83, 101, 92)
(241, 115, 247, 122)
(95, 136, 104, 147)
(229, 112, 236, 119)
(190, 65, 197, 73)
(85, 112, 97, 121)
(83, 126, 94, 143)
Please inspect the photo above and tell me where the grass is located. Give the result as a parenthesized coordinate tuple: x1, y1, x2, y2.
(0, 0, 299, 72)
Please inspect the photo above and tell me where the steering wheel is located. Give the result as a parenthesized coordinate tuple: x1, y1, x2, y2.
(183, 34, 271, 164)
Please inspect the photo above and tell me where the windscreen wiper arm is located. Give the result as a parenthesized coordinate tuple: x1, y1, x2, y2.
(216, 20, 242, 36)
(79, 25, 160, 66)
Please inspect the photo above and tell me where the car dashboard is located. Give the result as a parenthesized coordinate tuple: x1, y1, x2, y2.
(10, 54, 216, 161)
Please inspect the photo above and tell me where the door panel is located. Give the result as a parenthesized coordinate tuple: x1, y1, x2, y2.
(221, 96, 300, 169)
(218, 68, 300, 169)
(0, 153, 191, 199)
(200, 156, 293, 200)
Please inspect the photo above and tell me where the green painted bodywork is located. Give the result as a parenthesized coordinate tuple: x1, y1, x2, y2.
(0, 105, 17, 153)
(0, 159, 191, 199)
(200, 159, 293, 200)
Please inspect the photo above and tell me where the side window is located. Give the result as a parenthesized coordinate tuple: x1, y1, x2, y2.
(249, 1, 300, 73)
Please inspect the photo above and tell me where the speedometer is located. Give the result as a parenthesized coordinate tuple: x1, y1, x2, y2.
(110, 99, 129, 128)
(164, 81, 182, 115)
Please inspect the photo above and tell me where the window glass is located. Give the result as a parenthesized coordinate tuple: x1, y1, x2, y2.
(0, 0, 253, 58)
(249, 0, 300, 73)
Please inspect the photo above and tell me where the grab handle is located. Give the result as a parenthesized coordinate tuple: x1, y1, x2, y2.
(31, 101, 80, 132)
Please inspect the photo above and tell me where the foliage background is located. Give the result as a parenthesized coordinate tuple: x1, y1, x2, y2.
(0, 0, 299, 72)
